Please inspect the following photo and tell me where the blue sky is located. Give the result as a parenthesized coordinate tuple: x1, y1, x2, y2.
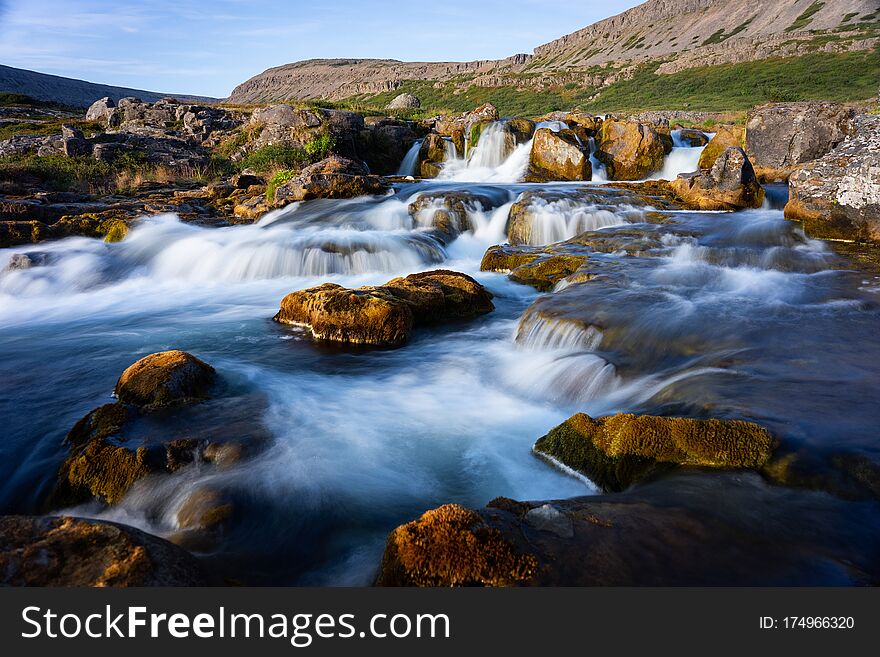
(0, 0, 638, 97)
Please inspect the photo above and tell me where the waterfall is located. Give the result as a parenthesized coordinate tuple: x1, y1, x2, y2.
(509, 193, 642, 246)
(396, 139, 423, 176)
(651, 129, 709, 181)
(589, 137, 608, 182)
(467, 123, 511, 169)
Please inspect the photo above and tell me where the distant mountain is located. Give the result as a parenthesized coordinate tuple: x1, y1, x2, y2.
(227, 0, 879, 110)
(0, 65, 216, 108)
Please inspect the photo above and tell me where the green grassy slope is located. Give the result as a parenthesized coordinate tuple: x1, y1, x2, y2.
(339, 49, 879, 117)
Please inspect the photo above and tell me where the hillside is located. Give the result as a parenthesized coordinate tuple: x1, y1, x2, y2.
(228, 0, 880, 113)
(0, 65, 216, 108)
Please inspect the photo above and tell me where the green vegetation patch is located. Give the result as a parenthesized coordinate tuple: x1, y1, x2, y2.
(785, 1, 826, 32)
(702, 17, 755, 45)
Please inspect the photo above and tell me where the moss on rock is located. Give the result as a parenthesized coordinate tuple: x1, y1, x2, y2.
(274, 271, 493, 347)
(534, 412, 775, 492)
(115, 350, 215, 409)
(375, 504, 537, 587)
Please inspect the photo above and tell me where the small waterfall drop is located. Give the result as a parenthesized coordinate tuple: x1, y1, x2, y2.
(651, 129, 709, 181)
(396, 139, 424, 176)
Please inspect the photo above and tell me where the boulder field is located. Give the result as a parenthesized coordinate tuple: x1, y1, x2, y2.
(273, 270, 494, 346)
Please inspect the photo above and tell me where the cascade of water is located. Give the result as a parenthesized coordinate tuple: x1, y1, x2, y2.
(396, 139, 424, 176)
(509, 193, 642, 246)
(589, 137, 608, 182)
(651, 129, 709, 181)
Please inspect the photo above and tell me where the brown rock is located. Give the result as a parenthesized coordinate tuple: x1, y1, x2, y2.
(0, 515, 207, 586)
(525, 128, 591, 182)
(596, 120, 666, 180)
(698, 124, 744, 169)
(375, 504, 538, 586)
(670, 147, 765, 210)
(115, 350, 215, 409)
(274, 270, 494, 346)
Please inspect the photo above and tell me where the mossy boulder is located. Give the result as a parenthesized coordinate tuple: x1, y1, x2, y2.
(670, 147, 765, 211)
(596, 120, 666, 180)
(375, 504, 538, 586)
(525, 128, 591, 182)
(534, 412, 775, 492)
(480, 244, 591, 291)
(115, 350, 215, 409)
(762, 449, 880, 502)
(274, 283, 414, 346)
(698, 125, 744, 170)
(49, 352, 263, 507)
(0, 515, 208, 586)
(274, 270, 493, 347)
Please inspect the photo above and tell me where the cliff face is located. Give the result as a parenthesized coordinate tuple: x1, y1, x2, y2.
(0, 65, 216, 108)
(227, 0, 877, 104)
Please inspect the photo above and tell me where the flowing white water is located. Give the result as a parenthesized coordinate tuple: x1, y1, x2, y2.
(510, 193, 645, 246)
(396, 139, 424, 176)
(651, 129, 709, 181)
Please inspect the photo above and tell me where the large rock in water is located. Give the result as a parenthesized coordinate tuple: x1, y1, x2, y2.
(274, 270, 494, 346)
(525, 128, 591, 182)
(273, 156, 389, 203)
(698, 124, 744, 169)
(50, 352, 264, 506)
(596, 120, 666, 180)
(670, 147, 765, 210)
(0, 516, 208, 586)
(785, 114, 880, 243)
(417, 134, 454, 178)
(533, 412, 775, 492)
(407, 191, 496, 242)
(115, 350, 215, 408)
(480, 244, 592, 291)
(745, 102, 857, 182)
(386, 93, 420, 110)
(375, 469, 880, 586)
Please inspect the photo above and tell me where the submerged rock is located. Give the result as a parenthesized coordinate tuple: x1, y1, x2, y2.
(375, 504, 538, 586)
(745, 102, 857, 182)
(407, 191, 495, 242)
(785, 114, 880, 243)
(533, 412, 775, 492)
(670, 147, 765, 210)
(0, 515, 208, 586)
(274, 270, 494, 347)
(525, 128, 591, 182)
(596, 120, 666, 180)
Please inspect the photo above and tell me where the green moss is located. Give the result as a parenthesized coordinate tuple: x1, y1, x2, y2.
(535, 412, 775, 491)
(303, 133, 336, 159)
(101, 219, 129, 243)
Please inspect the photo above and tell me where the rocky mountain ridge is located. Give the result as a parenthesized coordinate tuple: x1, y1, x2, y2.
(228, 0, 878, 104)
(0, 64, 216, 108)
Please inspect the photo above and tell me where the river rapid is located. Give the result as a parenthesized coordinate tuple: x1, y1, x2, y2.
(1, 126, 879, 585)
